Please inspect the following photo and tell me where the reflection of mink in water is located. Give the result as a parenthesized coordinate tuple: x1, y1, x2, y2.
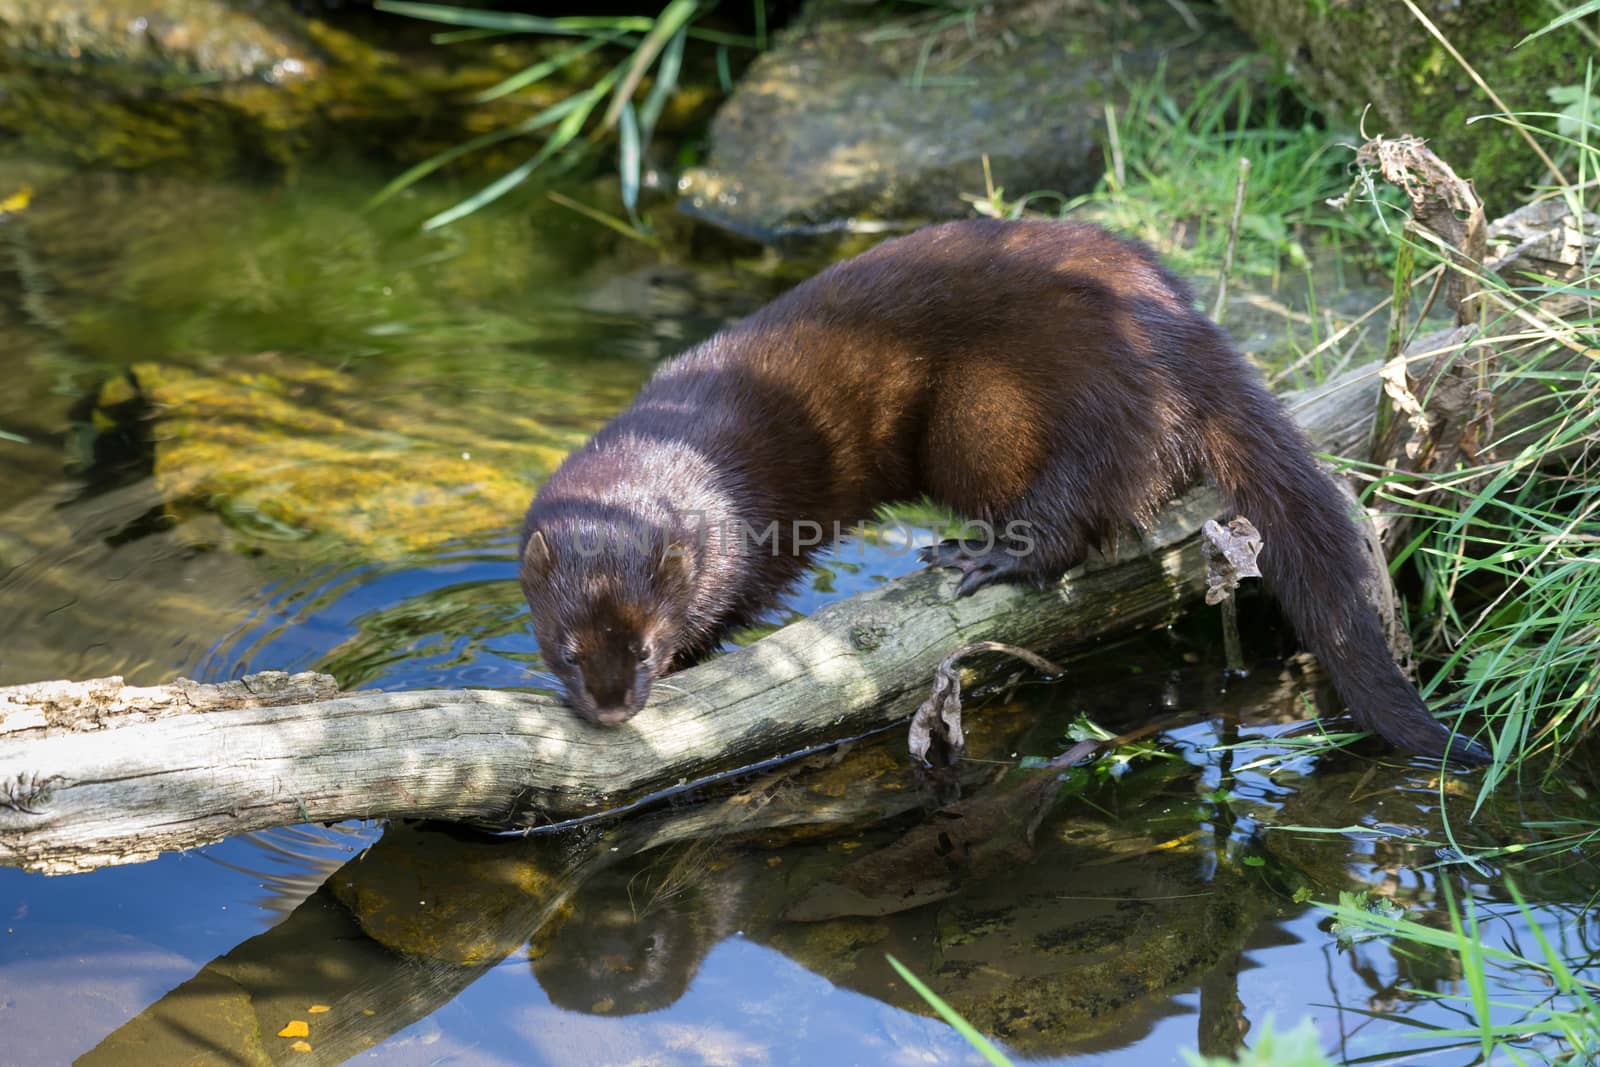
(532, 852, 746, 1015)
(519, 219, 1486, 763)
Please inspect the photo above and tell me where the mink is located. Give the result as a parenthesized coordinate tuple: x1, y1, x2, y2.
(519, 218, 1485, 763)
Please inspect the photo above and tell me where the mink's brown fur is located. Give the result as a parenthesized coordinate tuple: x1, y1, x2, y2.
(519, 218, 1485, 763)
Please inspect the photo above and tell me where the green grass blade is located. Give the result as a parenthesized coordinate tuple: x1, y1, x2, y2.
(638, 26, 688, 141)
(365, 93, 589, 208)
(474, 34, 621, 103)
(1518, 0, 1600, 46)
(602, 0, 701, 130)
(420, 65, 617, 229)
(421, 152, 548, 230)
(1446, 890, 1496, 1062)
(885, 954, 1014, 1067)
(374, 1, 593, 35)
(684, 26, 760, 48)
(547, 190, 660, 247)
(618, 99, 641, 214)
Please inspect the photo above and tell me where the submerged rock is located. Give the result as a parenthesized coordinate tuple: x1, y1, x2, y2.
(93, 355, 628, 557)
(0, 0, 317, 81)
(677, 0, 1252, 241)
(0, 0, 600, 172)
(0, 479, 267, 685)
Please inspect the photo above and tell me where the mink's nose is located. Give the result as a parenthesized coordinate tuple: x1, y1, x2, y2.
(587, 703, 636, 727)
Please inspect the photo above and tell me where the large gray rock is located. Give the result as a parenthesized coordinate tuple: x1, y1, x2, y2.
(678, 0, 1251, 241)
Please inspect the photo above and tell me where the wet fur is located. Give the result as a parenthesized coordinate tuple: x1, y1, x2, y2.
(520, 219, 1484, 762)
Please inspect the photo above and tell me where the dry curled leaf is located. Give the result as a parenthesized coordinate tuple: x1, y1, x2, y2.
(1201, 517, 1263, 605)
(1332, 135, 1504, 556)
(907, 642, 1063, 769)
(1338, 135, 1486, 324)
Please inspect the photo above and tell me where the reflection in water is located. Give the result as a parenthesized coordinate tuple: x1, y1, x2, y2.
(197, 544, 540, 692)
(1, 163, 1597, 1066)
(57, 634, 1600, 1065)
(71, 657, 1240, 1062)
(208, 823, 384, 920)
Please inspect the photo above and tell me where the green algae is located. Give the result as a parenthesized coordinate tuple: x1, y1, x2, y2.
(105, 353, 628, 558)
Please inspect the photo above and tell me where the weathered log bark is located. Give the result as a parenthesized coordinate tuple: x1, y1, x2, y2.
(0, 363, 1389, 876)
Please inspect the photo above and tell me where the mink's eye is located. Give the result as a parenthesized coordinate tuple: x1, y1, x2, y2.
(561, 648, 580, 666)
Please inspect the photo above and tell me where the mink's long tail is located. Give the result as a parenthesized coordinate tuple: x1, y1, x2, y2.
(1195, 368, 1489, 766)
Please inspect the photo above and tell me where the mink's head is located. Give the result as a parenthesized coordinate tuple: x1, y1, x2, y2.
(519, 521, 696, 727)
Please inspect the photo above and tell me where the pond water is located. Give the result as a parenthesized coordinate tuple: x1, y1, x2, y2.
(0, 159, 1595, 1066)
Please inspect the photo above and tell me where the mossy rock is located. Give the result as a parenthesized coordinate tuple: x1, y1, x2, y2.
(0, 0, 606, 173)
(677, 0, 1254, 241)
(1220, 0, 1590, 211)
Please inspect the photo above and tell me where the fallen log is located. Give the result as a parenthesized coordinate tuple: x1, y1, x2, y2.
(0, 363, 1388, 876)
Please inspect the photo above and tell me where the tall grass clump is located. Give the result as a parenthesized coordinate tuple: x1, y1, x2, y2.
(1364, 54, 1599, 814)
(1048, 19, 1599, 809)
(1023, 13, 1599, 856)
(1046, 61, 1386, 282)
(367, 1, 764, 229)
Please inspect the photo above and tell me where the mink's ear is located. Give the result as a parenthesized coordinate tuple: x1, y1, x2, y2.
(522, 529, 554, 581)
(657, 537, 695, 589)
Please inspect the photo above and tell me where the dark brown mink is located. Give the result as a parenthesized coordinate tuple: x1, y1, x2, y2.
(518, 218, 1486, 763)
